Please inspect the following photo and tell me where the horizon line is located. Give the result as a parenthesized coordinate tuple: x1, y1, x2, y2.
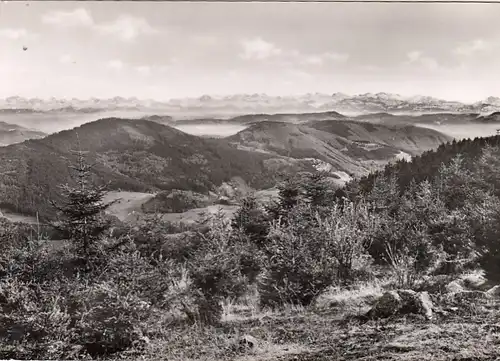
(1, 92, 498, 105)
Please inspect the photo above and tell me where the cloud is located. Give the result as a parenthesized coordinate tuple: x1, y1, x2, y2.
(405, 50, 439, 71)
(0, 28, 30, 40)
(299, 52, 349, 65)
(42, 8, 94, 27)
(106, 59, 125, 71)
(135, 65, 151, 76)
(96, 15, 158, 42)
(240, 37, 282, 60)
(42, 9, 158, 41)
(453, 39, 491, 56)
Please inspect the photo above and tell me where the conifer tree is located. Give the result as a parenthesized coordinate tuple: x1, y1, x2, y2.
(51, 147, 114, 257)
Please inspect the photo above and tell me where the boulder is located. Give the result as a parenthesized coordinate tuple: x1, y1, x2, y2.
(367, 289, 433, 320)
(237, 335, 259, 351)
(366, 291, 402, 319)
(461, 272, 488, 291)
(445, 281, 465, 294)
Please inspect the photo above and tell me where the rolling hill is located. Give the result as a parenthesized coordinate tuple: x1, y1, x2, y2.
(0, 118, 316, 219)
(308, 119, 452, 155)
(0, 121, 46, 146)
(0, 115, 455, 221)
(227, 120, 452, 177)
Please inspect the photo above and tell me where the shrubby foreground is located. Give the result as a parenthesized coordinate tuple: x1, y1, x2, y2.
(1, 140, 500, 360)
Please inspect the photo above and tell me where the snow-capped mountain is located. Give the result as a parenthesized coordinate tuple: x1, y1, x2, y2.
(1, 93, 499, 115)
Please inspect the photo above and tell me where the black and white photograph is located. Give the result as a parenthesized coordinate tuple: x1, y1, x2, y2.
(1, 0, 500, 359)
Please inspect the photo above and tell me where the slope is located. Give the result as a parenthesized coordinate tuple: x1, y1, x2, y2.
(0, 118, 310, 219)
(309, 119, 452, 156)
(0, 121, 46, 146)
(341, 135, 500, 198)
(227, 120, 451, 178)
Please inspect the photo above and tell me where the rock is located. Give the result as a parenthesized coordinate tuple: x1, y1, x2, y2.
(486, 285, 500, 297)
(238, 335, 259, 351)
(461, 272, 488, 291)
(398, 290, 433, 320)
(366, 291, 402, 319)
(414, 291, 434, 320)
(367, 289, 434, 320)
(445, 281, 465, 294)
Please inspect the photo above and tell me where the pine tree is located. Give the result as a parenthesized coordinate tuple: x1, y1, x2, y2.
(51, 148, 114, 257)
(302, 171, 332, 208)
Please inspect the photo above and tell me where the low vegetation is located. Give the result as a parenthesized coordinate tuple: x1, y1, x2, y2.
(2, 136, 500, 360)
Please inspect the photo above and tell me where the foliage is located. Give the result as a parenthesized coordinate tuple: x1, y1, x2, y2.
(259, 203, 337, 307)
(186, 211, 253, 325)
(50, 149, 115, 257)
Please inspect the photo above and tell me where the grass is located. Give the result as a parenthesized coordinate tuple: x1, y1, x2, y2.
(110, 274, 500, 361)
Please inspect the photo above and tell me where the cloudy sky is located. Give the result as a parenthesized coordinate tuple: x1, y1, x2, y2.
(1, 1, 500, 102)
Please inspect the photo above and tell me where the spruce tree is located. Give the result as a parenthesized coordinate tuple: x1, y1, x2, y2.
(51, 148, 114, 257)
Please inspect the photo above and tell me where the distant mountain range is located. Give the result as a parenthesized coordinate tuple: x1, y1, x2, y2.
(3, 93, 500, 116)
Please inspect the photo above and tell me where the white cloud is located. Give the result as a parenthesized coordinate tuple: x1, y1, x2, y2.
(407, 50, 422, 63)
(42, 9, 158, 41)
(240, 37, 282, 60)
(324, 52, 350, 63)
(42, 8, 94, 27)
(107, 59, 125, 71)
(0, 28, 29, 40)
(299, 52, 349, 65)
(135, 65, 151, 76)
(454, 39, 490, 56)
(405, 50, 439, 71)
(96, 15, 158, 42)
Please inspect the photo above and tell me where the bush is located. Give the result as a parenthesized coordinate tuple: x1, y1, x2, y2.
(186, 211, 252, 324)
(0, 232, 178, 359)
(259, 203, 337, 308)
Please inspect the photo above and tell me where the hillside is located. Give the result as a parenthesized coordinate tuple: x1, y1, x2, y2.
(0, 121, 46, 146)
(340, 135, 500, 198)
(309, 119, 452, 155)
(0, 118, 315, 219)
(227, 120, 451, 177)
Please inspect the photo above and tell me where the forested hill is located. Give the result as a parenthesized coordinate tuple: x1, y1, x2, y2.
(339, 135, 500, 198)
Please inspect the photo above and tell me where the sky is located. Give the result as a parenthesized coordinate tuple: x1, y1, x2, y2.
(1, 1, 500, 102)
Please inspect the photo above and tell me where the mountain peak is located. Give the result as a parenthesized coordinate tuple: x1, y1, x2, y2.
(1, 93, 500, 115)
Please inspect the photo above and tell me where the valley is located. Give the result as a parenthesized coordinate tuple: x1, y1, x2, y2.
(1, 101, 499, 226)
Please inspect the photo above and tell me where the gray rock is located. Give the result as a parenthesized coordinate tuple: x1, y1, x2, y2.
(461, 273, 488, 291)
(367, 291, 402, 319)
(367, 289, 434, 320)
(445, 280, 465, 294)
(238, 335, 259, 351)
